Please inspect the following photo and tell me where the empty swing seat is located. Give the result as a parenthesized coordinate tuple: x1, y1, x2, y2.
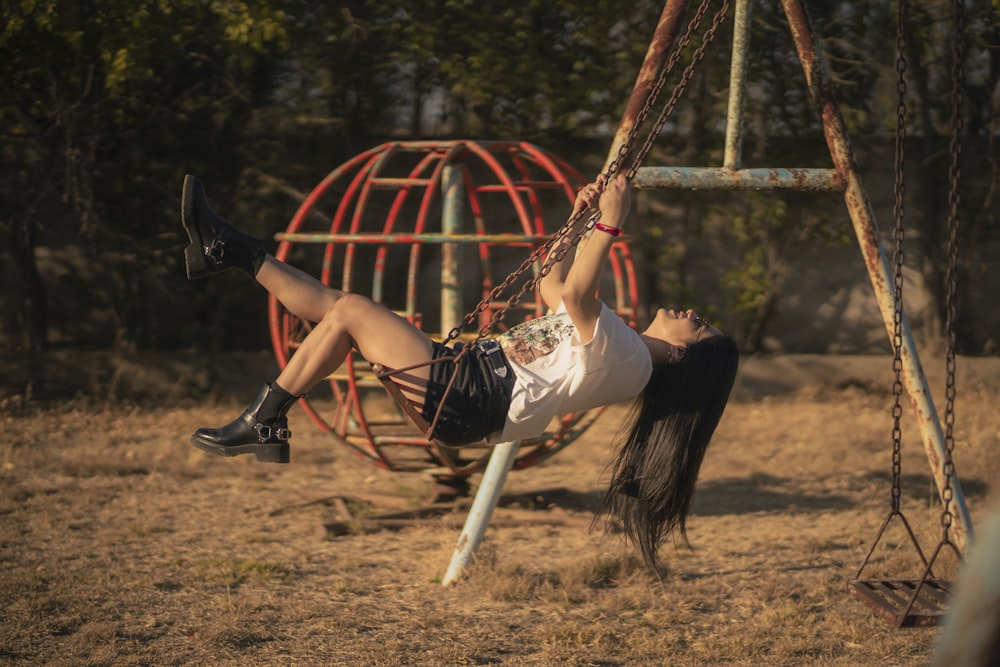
(848, 578, 952, 627)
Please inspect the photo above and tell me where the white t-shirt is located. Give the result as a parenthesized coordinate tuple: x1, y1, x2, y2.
(492, 301, 652, 443)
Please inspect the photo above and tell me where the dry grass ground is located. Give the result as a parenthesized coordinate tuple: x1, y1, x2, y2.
(1, 353, 998, 666)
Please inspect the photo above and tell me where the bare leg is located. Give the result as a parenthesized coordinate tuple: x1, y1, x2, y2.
(255, 256, 341, 324)
(190, 261, 435, 462)
(183, 174, 436, 463)
(256, 258, 434, 402)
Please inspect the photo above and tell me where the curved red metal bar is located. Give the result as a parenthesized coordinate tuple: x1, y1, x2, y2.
(268, 140, 638, 475)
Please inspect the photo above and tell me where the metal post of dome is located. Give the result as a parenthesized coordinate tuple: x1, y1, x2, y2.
(441, 164, 463, 334)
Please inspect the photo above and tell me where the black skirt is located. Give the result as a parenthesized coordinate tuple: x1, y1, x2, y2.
(421, 339, 515, 447)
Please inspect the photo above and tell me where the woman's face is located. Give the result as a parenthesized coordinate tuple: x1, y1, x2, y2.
(642, 308, 722, 348)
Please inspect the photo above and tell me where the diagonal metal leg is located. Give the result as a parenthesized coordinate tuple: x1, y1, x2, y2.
(781, 0, 972, 551)
(442, 440, 520, 585)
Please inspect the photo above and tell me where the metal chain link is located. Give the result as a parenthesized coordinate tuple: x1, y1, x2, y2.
(940, 0, 965, 534)
(890, 0, 908, 514)
(413, 0, 724, 439)
(437, 0, 721, 351)
(628, 0, 732, 179)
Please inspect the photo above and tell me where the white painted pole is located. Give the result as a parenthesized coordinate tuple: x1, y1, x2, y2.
(441, 440, 520, 586)
(441, 165, 462, 334)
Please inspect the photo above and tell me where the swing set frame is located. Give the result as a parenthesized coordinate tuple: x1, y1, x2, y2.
(441, 0, 974, 589)
(847, 0, 968, 628)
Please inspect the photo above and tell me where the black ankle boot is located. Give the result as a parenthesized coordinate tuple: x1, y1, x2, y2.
(181, 174, 266, 279)
(191, 383, 297, 463)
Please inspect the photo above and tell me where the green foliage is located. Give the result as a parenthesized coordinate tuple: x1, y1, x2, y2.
(721, 192, 850, 351)
(724, 246, 769, 316)
(367, 0, 662, 137)
(0, 0, 994, 353)
(1, 0, 291, 350)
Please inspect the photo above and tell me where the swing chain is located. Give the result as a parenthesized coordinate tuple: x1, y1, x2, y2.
(438, 0, 723, 350)
(889, 0, 908, 514)
(421, 0, 726, 441)
(603, 0, 721, 196)
(628, 0, 732, 179)
(483, 0, 733, 337)
(940, 0, 965, 535)
(438, 205, 592, 347)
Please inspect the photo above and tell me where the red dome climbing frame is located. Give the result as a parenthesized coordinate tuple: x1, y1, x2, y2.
(269, 140, 638, 475)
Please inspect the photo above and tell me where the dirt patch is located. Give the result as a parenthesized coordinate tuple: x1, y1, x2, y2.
(1, 353, 998, 665)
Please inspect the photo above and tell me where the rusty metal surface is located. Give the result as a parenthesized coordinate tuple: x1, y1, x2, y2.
(275, 231, 554, 244)
(848, 579, 951, 628)
(633, 166, 844, 191)
(603, 0, 691, 171)
(781, 0, 972, 552)
(724, 0, 752, 168)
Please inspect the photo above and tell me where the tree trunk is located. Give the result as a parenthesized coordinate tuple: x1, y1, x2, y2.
(6, 218, 49, 352)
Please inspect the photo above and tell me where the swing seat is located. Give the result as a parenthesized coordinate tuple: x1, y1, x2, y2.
(847, 577, 952, 627)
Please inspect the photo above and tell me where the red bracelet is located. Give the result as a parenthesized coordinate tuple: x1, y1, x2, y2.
(594, 222, 621, 236)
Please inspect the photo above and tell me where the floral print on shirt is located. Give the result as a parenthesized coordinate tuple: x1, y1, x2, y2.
(497, 312, 576, 366)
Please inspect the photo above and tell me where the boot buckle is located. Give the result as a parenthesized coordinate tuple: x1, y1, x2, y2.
(254, 423, 291, 443)
(205, 239, 226, 266)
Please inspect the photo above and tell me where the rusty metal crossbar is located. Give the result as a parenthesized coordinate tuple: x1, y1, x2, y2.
(848, 579, 952, 628)
(633, 166, 844, 191)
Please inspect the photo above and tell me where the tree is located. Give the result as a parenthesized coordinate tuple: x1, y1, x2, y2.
(0, 0, 289, 351)
(368, 0, 663, 138)
(1, 0, 995, 356)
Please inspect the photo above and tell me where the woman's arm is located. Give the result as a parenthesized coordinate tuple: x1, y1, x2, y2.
(540, 174, 631, 344)
(538, 175, 606, 311)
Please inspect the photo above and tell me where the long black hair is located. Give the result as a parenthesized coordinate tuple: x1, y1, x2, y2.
(599, 334, 739, 573)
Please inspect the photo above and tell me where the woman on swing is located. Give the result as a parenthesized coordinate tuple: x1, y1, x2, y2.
(181, 171, 739, 570)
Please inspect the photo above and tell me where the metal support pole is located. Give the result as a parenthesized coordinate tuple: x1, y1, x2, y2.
(440, 162, 523, 586)
(441, 165, 463, 333)
(604, 0, 690, 172)
(723, 0, 752, 169)
(442, 440, 520, 586)
(782, 0, 972, 550)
